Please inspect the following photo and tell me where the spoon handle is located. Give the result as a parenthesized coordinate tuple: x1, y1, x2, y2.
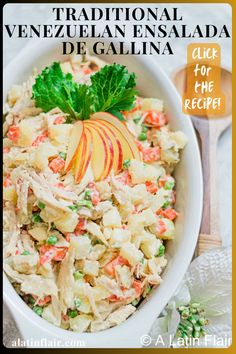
(191, 117, 222, 254)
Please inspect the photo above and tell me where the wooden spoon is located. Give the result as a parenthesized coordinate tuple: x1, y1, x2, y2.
(172, 66, 232, 255)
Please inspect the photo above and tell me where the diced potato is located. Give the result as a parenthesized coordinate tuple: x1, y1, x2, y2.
(88, 244, 106, 261)
(109, 228, 131, 248)
(76, 298, 91, 314)
(131, 184, 149, 205)
(60, 61, 74, 75)
(83, 260, 99, 276)
(95, 180, 112, 200)
(115, 265, 132, 288)
(120, 242, 143, 266)
(149, 218, 175, 240)
(12, 253, 39, 274)
(32, 143, 58, 171)
(49, 124, 72, 149)
(140, 232, 162, 258)
(103, 207, 121, 228)
(128, 160, 163, 184)
(148, 256, 167, 275)
(91, 286, 111, 301)
(28, 226, 48, 242)
(3, 185, 17, 204)
(7, 84, 23, 106)
(42, 304, 61, 327)
(128, 208, 156, 235)
(40, 206, 64, 223)
(69, 314, 92, 332)
(161, 149, 180, 165)
(118, 202, 135, 222)
(54, 212, 78, 233)
(16, 120, 35, 147)
(141, 98, 163, 112)
(171, 131, 188, 149)
(70, 236, 91, 260)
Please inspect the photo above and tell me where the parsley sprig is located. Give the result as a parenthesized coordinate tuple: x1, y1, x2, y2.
(32, 62, 138, 121)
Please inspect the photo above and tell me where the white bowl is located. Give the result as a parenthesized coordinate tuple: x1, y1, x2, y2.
(3, 38, 203, 348)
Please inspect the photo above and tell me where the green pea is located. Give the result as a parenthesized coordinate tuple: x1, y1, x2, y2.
(157, 244, 165, 257)
(138, 132, 147, 141)
(141, 124, 148, 133)
(50, 223, 57, 230)
(133, 117, 141, 124)
(69, 310, 78, 318)
(68, 205, 79, 212)
(28, 295, 36, 305)
(32, 214, 42, 223)
(33, 306, 43, 316)
(47, 235, 58, 245)
(73, 270, 84, 280)
(38, 201, 45, 210)
(162, 200, 170, 209)
(84, 189, 91, 200)
(59, 152, 67, 160)
(164, 181, 175, 190)
(21, 250, 30, 255)
(123, 159, 131, 169)
(76, 200, 93, 209)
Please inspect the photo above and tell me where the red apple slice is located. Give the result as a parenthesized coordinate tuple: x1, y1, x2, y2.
(85, 121, 114, 180)
(65, 121, 84, 172)
(89, 120, 123, 174)
(85, 124, 109, 181)
(74, 128, 93, 183)
(91, 112, 141, 161)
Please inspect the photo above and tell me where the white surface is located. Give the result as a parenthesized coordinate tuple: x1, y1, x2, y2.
(3, 3, 231, 348)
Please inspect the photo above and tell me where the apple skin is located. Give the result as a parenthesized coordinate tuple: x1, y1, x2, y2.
(91, 112, 141, 162)
(84, 121, 115, 179)
(88, 120, 123, 174)
(65, 121, 84, 172)
(85, 124, 109, 181)
(74, 128, 93, 183)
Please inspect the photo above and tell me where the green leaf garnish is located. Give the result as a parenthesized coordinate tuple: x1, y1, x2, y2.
(32, 62, 138, 122)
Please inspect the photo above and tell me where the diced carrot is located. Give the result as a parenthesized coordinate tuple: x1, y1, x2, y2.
(54, 182, 64, 188)
(104, 256, 130, 277)
(158, 178, 167, 188)
(132, 279, 143, 296)
(116, 170, 132, 185)
(82, 66, 93, 75)
(53, 116, 65, 125)
(32, 295, 51, 306)
(53, 247, 68, 261)
(32, 131, 48, 147)
(145, 181, 158, 194)
(39, 245, 56, 264)
(142, 146, 160, 163)
(3, 175, 12, 188)
(91, 189, 100, 206)
(157, 208, 178, 221)
(156, 219, 167, 235)
(39, 245, 68, 264)
(3, 147, 10, 153)
(7, 125, 20, 141)
(75, 218, 87, 236)
(144, 110, 168, 128)
(49, 156, 65, 173)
